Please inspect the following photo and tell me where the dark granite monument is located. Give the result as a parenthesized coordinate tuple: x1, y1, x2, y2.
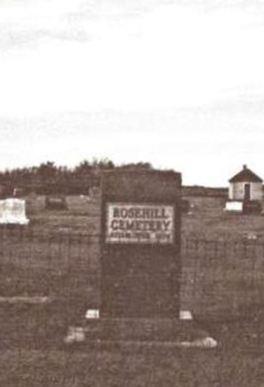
(100, 169, 181, 325)
(65, 169, 216, 346)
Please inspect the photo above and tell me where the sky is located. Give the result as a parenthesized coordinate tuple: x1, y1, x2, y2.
(1, 0, 264, 186)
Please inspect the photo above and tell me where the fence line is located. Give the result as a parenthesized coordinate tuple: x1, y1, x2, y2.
(0, 228, 264, 318)
(181, 237, 264, 318)
(0, 229, 263, 385)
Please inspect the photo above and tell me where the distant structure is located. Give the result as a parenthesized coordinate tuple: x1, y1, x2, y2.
(225, 165, 263, 214)
(228, 165, 263, 201)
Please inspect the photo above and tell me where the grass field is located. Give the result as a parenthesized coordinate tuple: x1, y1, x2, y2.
(25, 195, 264, 317)
(0, 308, 264, 387)
(182, 195, 264, 240)
(1, 194, 264, 386)
(26, 194, 264, 240)
(2, 194, 264, 317)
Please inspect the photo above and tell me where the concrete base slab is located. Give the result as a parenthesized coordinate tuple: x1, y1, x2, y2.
(64, 328, 217, 349)
(64, 316, 217, 349)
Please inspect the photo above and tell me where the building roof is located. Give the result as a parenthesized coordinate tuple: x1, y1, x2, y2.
(229, 165, 263, 183)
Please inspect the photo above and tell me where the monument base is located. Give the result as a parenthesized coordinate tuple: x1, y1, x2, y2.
(64, 316, 217, 349)
(0, 217, 29, 225)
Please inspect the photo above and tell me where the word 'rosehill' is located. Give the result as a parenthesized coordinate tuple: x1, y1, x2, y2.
(112, 207, 169, 219)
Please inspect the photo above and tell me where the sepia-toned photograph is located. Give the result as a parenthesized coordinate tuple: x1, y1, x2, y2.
(1, 0, 264, 386)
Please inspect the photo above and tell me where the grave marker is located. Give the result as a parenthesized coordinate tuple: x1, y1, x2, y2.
(0, 198, 29, 225)
(45, 195, 68, 210)
(66, 169, 217, 346)
(100, 169, 181, 319)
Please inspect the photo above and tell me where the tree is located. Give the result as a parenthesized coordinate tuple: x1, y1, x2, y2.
(119, 162, 153, 170)
(38, 161, 57, 178)
(74, 160, 93, 176)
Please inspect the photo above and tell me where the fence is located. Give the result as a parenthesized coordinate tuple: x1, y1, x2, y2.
(0, 229, 264, 386)
(181, 238, 264, 318)
(0, 227, 100, 298)
(0, 227, 264, 319)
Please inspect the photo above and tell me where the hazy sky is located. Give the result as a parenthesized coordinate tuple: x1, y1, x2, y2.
(1, 0, 264, 186)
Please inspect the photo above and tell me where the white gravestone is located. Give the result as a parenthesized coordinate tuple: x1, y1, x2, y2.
(224, 201, 243, 213)
(0, 199, 29, 225)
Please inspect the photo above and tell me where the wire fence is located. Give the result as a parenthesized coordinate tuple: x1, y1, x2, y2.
(181, 238, 264, 318)
(0, 227, 99, 294)
(1, 227, 264, 314)
(0, 228, 264, 385)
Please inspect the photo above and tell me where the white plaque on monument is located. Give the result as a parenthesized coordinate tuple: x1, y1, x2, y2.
(106, 203, 174, 244)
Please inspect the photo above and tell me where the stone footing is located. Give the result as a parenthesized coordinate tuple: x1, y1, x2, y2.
(64, 317, 217, 348)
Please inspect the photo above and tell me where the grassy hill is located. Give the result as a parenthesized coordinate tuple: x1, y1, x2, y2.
(23, 193, 264, 242)
(182, 195, 264, 241)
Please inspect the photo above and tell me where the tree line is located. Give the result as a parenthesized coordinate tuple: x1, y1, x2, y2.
(0, 159, 153, 196)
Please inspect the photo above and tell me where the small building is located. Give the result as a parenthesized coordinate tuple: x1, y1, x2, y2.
(228, 165, 263, 201)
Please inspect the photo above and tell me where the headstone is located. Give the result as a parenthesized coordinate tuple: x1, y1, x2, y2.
(100, 169, 181, 320)
(85, 309, 100, 319)
(225, 201, 243, 212)
(0, 198, 29, 225)
(45, 195, 68, 210)
(13, 187, 24, 198)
